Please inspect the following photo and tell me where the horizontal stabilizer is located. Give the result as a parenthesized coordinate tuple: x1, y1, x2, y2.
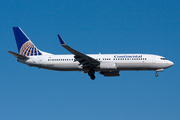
(7, 51, 29, 59)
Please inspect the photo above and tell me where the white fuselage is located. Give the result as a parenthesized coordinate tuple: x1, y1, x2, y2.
(10, 27, 174, 79)
(19, 54, 174, 72)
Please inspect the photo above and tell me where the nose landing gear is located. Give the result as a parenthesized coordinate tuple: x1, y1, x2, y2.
(155, 72, 158, 77)
(155, 69, 164, 77)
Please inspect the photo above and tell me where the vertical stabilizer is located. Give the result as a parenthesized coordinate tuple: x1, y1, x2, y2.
(13, 27, 42, 56)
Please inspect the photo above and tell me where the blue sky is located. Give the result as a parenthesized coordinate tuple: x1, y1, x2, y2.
(1, 0, 180, 120)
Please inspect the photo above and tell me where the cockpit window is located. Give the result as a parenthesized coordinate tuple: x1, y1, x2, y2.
(160, 58, 167, 60)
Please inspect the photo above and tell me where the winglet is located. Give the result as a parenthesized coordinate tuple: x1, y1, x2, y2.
(58, 34, 66, 45)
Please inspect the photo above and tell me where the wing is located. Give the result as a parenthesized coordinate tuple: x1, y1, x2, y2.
(58, 35, 100, 68)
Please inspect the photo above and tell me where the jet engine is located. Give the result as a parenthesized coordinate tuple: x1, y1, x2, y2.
(100, 71, 120, 76)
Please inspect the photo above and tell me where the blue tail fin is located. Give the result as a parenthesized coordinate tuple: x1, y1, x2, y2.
(13, 27, 42, 56)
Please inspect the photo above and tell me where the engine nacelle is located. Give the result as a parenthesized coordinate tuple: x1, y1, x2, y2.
(100, 62, 117, 70)
(100, 71, 120, 77)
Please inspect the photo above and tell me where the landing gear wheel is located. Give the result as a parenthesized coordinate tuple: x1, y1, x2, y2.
(90, 75, 95, 80)
(88, 70, 95, 80)
(155, 73, 158, 77)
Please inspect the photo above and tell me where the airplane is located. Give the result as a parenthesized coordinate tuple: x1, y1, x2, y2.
(8, 27, 174, 80)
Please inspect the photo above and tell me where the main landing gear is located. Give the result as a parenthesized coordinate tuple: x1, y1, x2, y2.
(88, 70, 95, 80)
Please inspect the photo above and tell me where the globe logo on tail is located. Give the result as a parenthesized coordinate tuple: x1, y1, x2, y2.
(20, 41, 42, 56)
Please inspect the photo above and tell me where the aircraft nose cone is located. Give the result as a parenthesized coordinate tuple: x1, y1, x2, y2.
(170, 61, 174, 66)
(168, 61, 174, 67)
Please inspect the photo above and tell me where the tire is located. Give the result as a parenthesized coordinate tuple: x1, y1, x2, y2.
(91, 75, 95, 80)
